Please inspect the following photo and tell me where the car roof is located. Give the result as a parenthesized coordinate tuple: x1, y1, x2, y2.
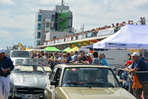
(54, 64, 110, 69)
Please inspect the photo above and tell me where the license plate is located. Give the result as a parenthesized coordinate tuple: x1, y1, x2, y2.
(26, 94, 32, 98)
(22, 94, 32, 99)
(22, 94, 39, 99)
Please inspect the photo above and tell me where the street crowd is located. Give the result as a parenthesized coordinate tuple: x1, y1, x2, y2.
(30, 51, 108, 69)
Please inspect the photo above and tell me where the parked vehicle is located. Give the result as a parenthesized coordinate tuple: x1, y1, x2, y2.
(44, 64, 135, 99)
(98, 49, 132, 66)
(10, 50, 31, 62)
(12, 58, 31, 66)
(31, 58, 52, 75)
(9, 64, 48, 99)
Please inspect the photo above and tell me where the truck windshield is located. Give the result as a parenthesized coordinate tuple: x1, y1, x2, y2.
(11, 51, 30, 57)
(62, 67, 120, 87)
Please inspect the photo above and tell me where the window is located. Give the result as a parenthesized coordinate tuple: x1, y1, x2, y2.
(62, 67, 120, 87)
(38, 15, 42, 21)
(11, 51, 30, 57)
(53, 36, 57, 39)
(38, 23, 41, 30)
(49, 68, 62, 86)
(50, 68, 58, 80)
(52, 15, 55, 21)
(54, 68, 62, 81)
(37, 32, 41, 38)
(37, 40, 40, 45)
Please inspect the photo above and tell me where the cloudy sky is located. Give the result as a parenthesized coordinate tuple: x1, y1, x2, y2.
(0, 0, 148, 49)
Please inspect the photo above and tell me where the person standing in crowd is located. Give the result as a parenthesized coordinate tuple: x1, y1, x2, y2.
(140, 53, 145, 61)
(61, 54, 67, 64)
(48, 53, 55, 69)
(65, 53, 72, 64)
(140, 17, 143, 25)
(122, 61, 133, 94)
(143, 17, 146, 25)
(53, 52, 59, 66)
(99, 53, 108, 66)
(92, 52, 100, 65)
(0, 49, 14, 99)
(129, 52, 148, 99)
(77, 52, 87, 64)
(71, 51, 79, 63)
(56, 53, 63, 64)
(86, 54, 93, 64)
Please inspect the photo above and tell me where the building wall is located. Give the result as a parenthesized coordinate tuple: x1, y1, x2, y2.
(46, 31, 70, 41)
(34, 10, 56, 47)
(34, 5, 73, 48)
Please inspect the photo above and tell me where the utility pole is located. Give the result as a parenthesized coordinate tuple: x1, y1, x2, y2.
(61, 0, 64, 6)
(81, 24, 84, 32)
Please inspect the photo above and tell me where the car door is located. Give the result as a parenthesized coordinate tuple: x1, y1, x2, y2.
(46, 67, 57, 99)
(46, 67, 62, 99)
(53, 68, 62, 99)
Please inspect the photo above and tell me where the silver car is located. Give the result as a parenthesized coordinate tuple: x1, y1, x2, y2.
(9, 64, 48, 99)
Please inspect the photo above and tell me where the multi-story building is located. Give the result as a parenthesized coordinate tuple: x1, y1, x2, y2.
(34, 4, 73, 47)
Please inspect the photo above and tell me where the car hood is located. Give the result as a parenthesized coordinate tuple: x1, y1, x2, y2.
(60, 87, 135, 99)
(11, 73, 47, 87)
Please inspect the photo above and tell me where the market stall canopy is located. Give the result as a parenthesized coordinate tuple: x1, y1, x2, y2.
(67, 47, 78, 53)
(26, 49, 43, 51)
(93, 25, 148, 49)
(63, 47, 72, 51)
(42, 47, 61, 51)
(80, 45, 93, 49)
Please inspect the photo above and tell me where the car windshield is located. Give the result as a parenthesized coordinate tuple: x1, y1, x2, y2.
(14, 59, 31, 65)
(62, 67, 120, 87)
(11, 51, 30, 57)
(31, 59, 48, 66)
(13, 65, 45, 73)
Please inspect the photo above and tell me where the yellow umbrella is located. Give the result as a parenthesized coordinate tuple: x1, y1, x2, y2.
(67, 47, 78, 53)
(25, 48, 30, 51)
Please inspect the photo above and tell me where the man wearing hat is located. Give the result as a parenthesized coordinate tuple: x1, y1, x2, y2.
(0, 49, 14, 99)
(129, 52, 148, 99)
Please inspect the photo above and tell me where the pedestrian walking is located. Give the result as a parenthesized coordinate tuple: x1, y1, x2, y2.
(0, 49, 14, 99)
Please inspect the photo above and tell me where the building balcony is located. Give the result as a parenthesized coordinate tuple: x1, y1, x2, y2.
(45, 19, 53, 23)
(45, 27, 51, 31)
(38, 27, 115, 48)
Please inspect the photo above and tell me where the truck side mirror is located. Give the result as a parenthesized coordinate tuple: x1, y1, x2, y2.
(50, 81, 57, 85)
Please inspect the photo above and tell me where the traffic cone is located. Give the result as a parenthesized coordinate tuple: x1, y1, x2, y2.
(141, 92, 144, 99)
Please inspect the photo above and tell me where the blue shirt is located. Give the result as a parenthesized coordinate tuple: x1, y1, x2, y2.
(0, 56, 14, 76)
(66, 56, 72, 63)
(92, 58, 100, 65)
(100, 58, 108, 66)
(131, 58, 148, 83)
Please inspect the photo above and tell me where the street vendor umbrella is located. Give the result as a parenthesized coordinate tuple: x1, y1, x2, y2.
(67, 47, 78, 53)
(80, 44, 93, 49)
(63, 47, 72, 51)
(93, 25, 148, 49)
(42, 47, 61, 51)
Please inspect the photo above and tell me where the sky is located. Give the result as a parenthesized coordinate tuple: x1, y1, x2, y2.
(0, 0, 148, 49)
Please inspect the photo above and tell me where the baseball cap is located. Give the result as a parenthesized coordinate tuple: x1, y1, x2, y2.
(131, 52, 140, 57)
(124, 61, 132, 66)
(0, 48, 5, 53)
